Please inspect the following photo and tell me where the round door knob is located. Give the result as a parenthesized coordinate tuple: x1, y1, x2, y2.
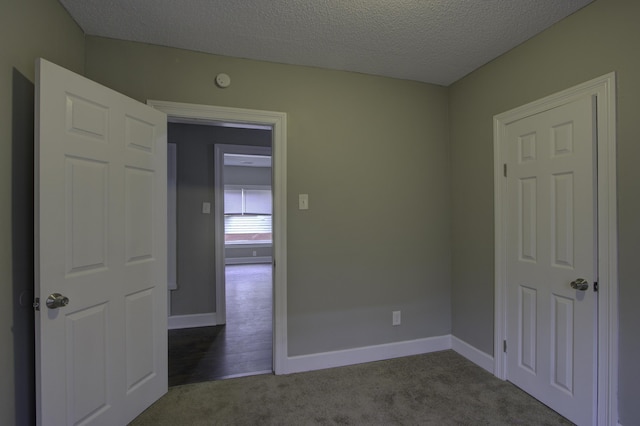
(46, 293, 70, 309)
(570, 278, 589, 291)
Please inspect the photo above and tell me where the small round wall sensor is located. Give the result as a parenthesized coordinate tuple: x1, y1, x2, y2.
(215, 73, 231, 88)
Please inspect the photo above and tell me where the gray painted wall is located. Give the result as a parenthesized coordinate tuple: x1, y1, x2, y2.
(1, 0, 85, 424)
(7, 0, 636, 423)
(85, 36, 452, 357)
(449, 0, 639, 423)
(224, 165, 271, 186)
(169, 123, 271, 316)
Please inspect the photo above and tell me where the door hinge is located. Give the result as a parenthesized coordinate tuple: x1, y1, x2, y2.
(33, 297, 40, 311)
(503, 340, 507, 353)
(593, 281, 599, 292)
(503, 163, 507, 177)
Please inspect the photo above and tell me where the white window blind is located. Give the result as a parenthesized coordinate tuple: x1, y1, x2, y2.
(244, 189, 271, 214)
(224, 185, 272, 244)
(225, 215, 272, 233)
(224, 189, 243, 214)
(224, 187, 271, 215)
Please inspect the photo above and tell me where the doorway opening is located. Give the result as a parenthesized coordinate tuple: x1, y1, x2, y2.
(148, 100, 289, 379)
(165, 123, 273, 385)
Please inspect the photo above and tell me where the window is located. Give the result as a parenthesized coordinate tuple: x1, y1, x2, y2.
(224, 186, 272, 244)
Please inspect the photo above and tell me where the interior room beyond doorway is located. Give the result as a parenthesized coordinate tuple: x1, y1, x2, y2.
(166, 121, 274, 385)
(168, 263, 273, 385)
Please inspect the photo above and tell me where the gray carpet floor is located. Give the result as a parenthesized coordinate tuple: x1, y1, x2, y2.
(131, 350, 573, 425)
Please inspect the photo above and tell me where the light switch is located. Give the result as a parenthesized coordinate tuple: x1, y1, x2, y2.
(299, 194, 309, 210)
(202, 202, 211, 214)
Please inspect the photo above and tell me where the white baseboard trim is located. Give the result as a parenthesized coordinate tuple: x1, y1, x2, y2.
(225, 256, 272, 265)
(282, 335, 452, 375)
(451, 335, 494, 374)
(168, 312, 217, 330)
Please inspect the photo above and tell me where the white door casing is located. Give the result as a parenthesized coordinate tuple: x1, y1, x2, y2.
(494, 73, 618, 426)
(147, 100, 288, 375)
(35, 59, 168, 425)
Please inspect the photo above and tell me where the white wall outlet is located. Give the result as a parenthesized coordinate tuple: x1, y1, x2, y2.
(252, 250, 257, 257)
(202, 202, 211, 214)
(299, 194, 309, 210)
(392, 310, 401, 326)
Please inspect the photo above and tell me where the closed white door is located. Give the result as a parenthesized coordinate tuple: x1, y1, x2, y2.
(35, 58, 167, 425)
(505, 95, 597, 425)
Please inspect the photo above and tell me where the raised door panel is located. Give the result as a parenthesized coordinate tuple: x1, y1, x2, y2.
(66, 304, 109, 425)
(124, 167, 154, 265)
(125, 289, 156, 393)
(551, 173, 574, 269)
(65, 158, 109, 275)
(519, 286, 537, 373)
(551, 295, 574, 395)
(519, 177, 537, 262)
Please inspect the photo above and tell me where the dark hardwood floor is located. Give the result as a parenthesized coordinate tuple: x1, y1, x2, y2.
(168, 264, 273, 386)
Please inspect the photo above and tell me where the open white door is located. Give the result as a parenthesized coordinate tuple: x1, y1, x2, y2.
(35, 58, 167, 425)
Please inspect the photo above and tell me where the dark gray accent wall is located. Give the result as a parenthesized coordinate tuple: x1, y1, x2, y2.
(169, 123, 271, 316)
(449, 0, 639, 423)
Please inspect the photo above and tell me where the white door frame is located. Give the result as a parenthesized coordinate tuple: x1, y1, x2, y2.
(493, 73, 618, 426)
(214, 143, 272, 325)
(147, 100, 288, 375)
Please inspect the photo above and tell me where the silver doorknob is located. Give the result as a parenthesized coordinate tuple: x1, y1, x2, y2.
(46, 293, 69, 309)
(570, 278, 589, 291)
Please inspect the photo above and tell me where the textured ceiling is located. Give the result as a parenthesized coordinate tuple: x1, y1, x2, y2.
(58, 0, 593, 86)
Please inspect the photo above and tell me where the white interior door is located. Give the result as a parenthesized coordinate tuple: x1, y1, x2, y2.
(505, 95, 597, 425)
(35, 58, 168, 425)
